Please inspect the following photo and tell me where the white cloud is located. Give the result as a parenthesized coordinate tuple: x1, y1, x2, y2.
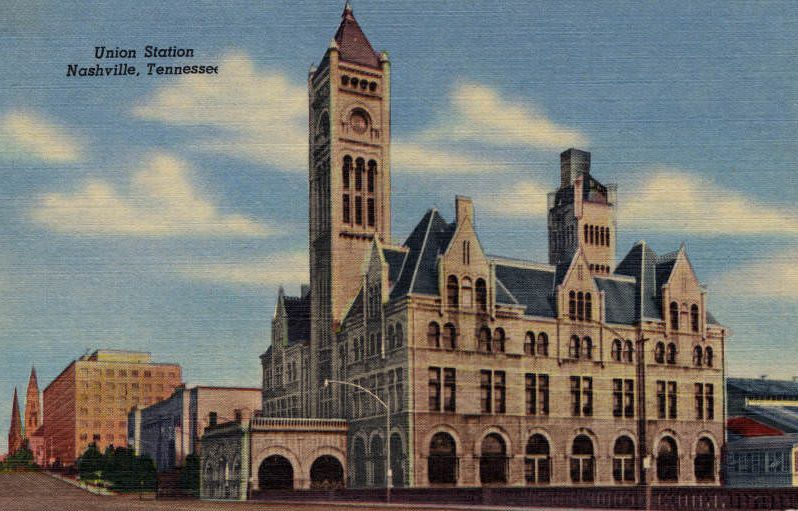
(474, 179, 549, 218)
(712, 250, 798, 298)
(1, 110, 84, 163)
(420, 81, 588, 149)
(176, 250, 308, 287)
(621, 168, 798, 235)
(133, 52, 307, 170)
(31, 153, 272, 237)
(392, 141, 516, 174)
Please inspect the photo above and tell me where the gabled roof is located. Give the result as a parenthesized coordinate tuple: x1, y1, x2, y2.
(595, 277, 638, 325)
(494, 264, 556, 317)
(389, 209, 456, 299)
(615, 240, 660, 320)
(334, 3, 380, 68)
(728, 377, 798, 398)
(382, 247, 406, 285)
(727, 416, 784, 437)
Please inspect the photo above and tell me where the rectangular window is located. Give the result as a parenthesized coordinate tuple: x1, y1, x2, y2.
(624, 379, 634, 418)
(343, 194, 350, 223)
(367, 198, 375, 227)
(613, 379, 623, 417)
(582, 376, 593, 416)
(480, 370, 492, 414)
(667, 381, 678, 419)
(396, 369, 404, 411)
(443, 368, 456, 412)
(695, 383, 704, 420)
(355, 196, 363, 225)
(539, 374, 550, 415)
(656, 381, 666, 419)
(526, 374, 537, 415)
(706, 383, 714, 420)
(428, 367, 441, 411)
(571, 376, 581, 416)
(494, 371, 506, 413)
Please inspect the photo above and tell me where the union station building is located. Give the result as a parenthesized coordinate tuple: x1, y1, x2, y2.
(201, 4, 726, 498)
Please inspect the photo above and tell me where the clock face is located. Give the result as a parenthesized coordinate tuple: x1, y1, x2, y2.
(350, 110, 368, 134)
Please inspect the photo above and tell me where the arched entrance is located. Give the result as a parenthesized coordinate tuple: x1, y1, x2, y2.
(258, 455, 294, 490)
(370, 435, 385, 487)
(656, 437, 679, 482)
(694, 437, 715, 482)
(353, 438, 367, 486)
(428, 432, 457, 484)
(390, 433, 405, 487)
(613, 436, 635, 483)
(310, 455, 344, 489)
(479, 433, 508, 484)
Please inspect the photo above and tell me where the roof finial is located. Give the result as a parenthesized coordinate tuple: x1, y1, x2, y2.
(343, 1, 353, 18)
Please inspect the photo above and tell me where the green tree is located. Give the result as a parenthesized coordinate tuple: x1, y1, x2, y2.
(4, 445, 36, 470)
(77, 443, 103, 481)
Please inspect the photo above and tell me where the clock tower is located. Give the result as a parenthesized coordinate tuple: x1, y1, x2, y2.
(308, 2, 391, 416)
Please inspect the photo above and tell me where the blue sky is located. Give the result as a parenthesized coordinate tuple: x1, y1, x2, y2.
(1, 0, 797, 452)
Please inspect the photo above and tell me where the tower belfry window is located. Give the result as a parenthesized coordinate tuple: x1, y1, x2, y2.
(355, 158, 364, 191)
(367, 160, 376, 192)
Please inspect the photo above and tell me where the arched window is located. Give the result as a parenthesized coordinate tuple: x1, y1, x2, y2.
(570, 435, 595, 483)
(427, 322, 440, 348)
(395, 323, 404, 348)
(475, 278, 487, 311)
(613, 436, 635, 483)
(582, 337, 593, 360)
(656, 437, 679, 482)
(370, 435, 385, 487)
(493, 328, 506, 353)
(479, 434, 507, 484)
(694, 438, 716, 482)
(705, 347, 713, 367)
(525, 434, 550, 485)
(624, 340, 634, 363)
(577, 292, 584, 321)
(569, 336, 580, 359)
(428, 433, 457, 484)
(606, 227, 611, 246)
(353, 438, 367, 486)
(692, 345, 703, 367)
(589, 225, 595, 245)
(612, 339, 623, 362)
(691, 304, 700, 332)
(524, 332, 535, 355)
(478, 327, 492, 353)
(367, 160, 377, 193)
(670, 302, 679, 330)
(537, 333, 549, 357)
(461, 277, 473, 308)
(584, 225, 589, 243)
(443, 323, 457, 350)
(568, 291, 576, 320)
(654, 342, 665, 364)
(342, 156, 352, 189)
(599, 227, 605, 246)
(666, 343, 677, 365)
(355, 157, 364, 191)
(447, 275, 459, 308)
(585, 293, 592, 322)
(387, 324, 395, 350)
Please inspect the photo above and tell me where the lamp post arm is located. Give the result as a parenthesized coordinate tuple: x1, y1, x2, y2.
(324, 378, 388, 412)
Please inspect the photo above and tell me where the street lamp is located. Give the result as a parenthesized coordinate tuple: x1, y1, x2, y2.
(324, 378, 392, 502)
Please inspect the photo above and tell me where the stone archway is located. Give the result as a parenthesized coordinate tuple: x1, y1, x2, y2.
(310, 455, 344, 489)
(259, 455, 294, 490)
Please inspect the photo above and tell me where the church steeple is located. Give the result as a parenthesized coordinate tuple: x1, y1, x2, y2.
(8, 387, 23, 455)
(24, 366, 41, 439)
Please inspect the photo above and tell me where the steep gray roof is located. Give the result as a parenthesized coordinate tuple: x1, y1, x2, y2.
(728, 377, 798, 398)
(615, 241, 660, 320)
(595, 277, 637, 325)
(728, 433, 798, 450)
(494, 264, 556, 317)
(383, 248, 406, 284)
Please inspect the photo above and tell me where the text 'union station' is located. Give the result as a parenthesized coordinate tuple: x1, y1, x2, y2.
(200, 3, 726, 499)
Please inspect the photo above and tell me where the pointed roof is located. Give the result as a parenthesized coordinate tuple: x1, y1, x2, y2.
(26, 366, 38, 394)
(8, 387, 23, 454)
(333, 3, 380, 68)
(615, 240, 660, 320)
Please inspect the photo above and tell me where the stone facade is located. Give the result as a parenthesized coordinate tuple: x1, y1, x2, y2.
(259, 3, 727, 491)
(201, 417, 347, 499)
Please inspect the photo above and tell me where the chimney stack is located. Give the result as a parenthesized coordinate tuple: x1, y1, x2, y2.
(455, 196, 474, 226)
(560, 148, 591, 188)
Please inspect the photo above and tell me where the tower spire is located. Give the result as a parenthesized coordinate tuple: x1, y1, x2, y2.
(8, 387, 23, 455)
(24, 366, 42, 438)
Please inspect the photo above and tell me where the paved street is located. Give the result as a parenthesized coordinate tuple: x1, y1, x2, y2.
(0, 472, 612, 511)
